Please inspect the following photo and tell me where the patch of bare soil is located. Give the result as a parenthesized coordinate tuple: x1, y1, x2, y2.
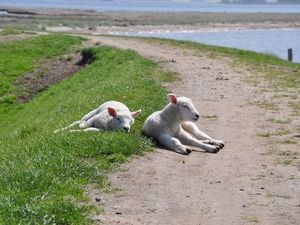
(14, 52, 84, 102)
(81, 36, 300, 225)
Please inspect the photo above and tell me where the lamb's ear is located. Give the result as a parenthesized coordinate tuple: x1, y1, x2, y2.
(107, 107, 117, 118)
(168, 93, 177, 105)
(131, 109, 141, 118)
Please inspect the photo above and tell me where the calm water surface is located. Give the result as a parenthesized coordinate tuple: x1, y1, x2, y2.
(122, 29, 300, 63)
(0, 0, 300, 12)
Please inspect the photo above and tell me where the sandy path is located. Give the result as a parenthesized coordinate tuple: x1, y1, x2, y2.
(84, 36, 300, 225)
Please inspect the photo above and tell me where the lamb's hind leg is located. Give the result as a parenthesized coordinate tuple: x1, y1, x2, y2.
(177, 128, 221, 153)
(70, 127, 101, 132)
(158, 134, 191, 155)
(181, 121, 224, 148)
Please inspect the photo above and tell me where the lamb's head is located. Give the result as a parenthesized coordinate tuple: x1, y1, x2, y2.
(168, 93, 200, 122)
(107, 107, 141, 132)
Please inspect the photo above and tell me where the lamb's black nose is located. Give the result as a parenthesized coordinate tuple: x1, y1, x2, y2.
(124, 127, 130, 132)
(195, 114, 200, 119)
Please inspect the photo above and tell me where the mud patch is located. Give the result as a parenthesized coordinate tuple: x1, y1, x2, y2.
(15, 52, 86, 102)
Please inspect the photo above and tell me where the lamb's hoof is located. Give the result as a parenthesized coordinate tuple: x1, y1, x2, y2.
(206, 146, 221, 154)
(210, 141, 225, 148)
(186, 148, 192, 155)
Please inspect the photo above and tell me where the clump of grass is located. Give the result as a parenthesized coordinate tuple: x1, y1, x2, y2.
(267, 117, 291, 124)
(277, 158, 294, 166)
(280, 138, 297, 145)
(257, 101, 279, 111)
(76, 48, 97, 65)
(242, 215, 259, 223)
(257, 131, 270, 137)
(272, 129, 290, 136)
(257, 128, 290, 138)
(0, 41, 173, 224)
(278, 150, 298, 156)
(202, 114, 218, 120)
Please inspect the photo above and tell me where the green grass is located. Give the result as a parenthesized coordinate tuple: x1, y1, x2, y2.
(0, 28, 37, 36)
(0, 37, 173, 224)
(0, 34, 83, 104)
(0, 28, 25, 35)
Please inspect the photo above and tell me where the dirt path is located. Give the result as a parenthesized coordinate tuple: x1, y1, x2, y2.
(84, 36, 300, 225)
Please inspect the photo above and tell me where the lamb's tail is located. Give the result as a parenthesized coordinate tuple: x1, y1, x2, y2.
(53, 121, 81, 133)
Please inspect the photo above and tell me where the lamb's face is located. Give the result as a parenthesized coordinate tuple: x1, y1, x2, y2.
(110, 113, 134, 132)
(178, 97, 200, 122)
(107, 107, 141, 132)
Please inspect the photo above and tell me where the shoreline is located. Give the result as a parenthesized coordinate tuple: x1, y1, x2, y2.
(47, 23, 300, 35)
(1, 6, 300, 34)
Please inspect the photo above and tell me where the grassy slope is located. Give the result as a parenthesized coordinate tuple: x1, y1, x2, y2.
(0, 36, 172, 224)
(2, 34, 299, 224)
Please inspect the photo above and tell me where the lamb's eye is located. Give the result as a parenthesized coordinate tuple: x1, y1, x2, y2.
(116, 118, 121, 122)
(183, 105, 189, 109)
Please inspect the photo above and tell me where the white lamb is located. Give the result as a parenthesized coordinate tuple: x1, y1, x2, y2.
(53, 101, 141, 133)
(142, 94, 224, 155)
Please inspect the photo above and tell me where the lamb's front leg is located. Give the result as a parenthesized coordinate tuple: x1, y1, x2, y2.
(181, 121, 224, 148)
(177, 128, 222, 153)
(158, 134, 191, 155)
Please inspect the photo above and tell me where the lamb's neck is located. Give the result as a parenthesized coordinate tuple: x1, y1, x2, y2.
(160, 104, 182, 124)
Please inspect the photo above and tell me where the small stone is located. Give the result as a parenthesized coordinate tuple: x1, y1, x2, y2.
(171, 58, 176, 62)
(115, 212, 122, 215)
(95, 197, 101, 202)
(240, 188, 244, 191)
(182, 160, 185, 164)
(260, 187, 265, 190)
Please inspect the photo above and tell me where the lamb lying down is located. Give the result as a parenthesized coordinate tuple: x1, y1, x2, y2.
(54, 101, 141, 133)
(142, 94, 224, 155)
